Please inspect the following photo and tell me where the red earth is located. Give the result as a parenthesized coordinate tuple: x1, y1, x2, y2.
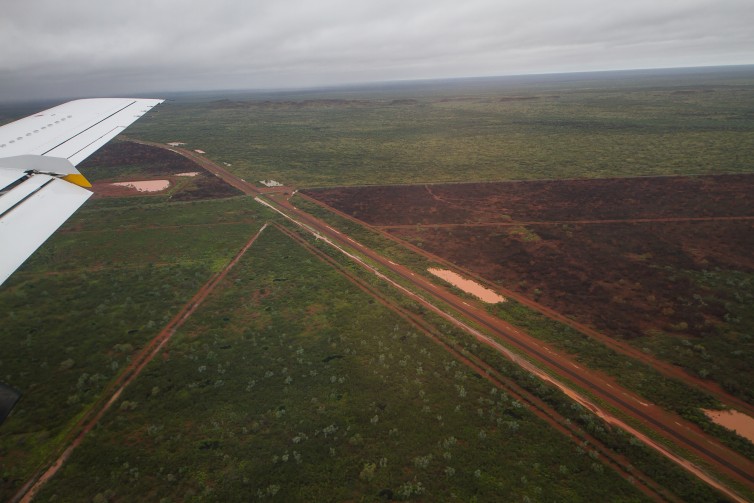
(303, 175, 754, 342)
(80, 141, 243, 200)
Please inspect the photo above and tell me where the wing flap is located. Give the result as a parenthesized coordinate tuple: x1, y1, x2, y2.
(0, 173, 50, 215)
(0, 97, 162, 286)
(0, 167, 26, 191)
(0, 175, 92, 285)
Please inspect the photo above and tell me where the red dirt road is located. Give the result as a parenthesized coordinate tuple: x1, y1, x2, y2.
(296, 191, 754, 419)
(298, 192, 754, 417)
(127, 139, 260, 196)
(265, 192, 754, 502)
(118, 142, 754, 500)
(276, 223, 676, 502)
(14, 225, 268, 503)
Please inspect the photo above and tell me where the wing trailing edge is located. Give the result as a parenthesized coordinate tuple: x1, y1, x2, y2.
(0, 98, 163, 286)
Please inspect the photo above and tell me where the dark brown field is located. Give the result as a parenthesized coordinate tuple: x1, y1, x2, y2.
(80, 141, 244, 200)
(306, 175, 754, 226)
(304, 174, 754, 348)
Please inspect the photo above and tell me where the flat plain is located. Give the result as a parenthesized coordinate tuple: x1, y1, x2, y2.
(304, 174, 754, 402)
(34, 226, 648, 502)
(2, 66, 754, 502)
(126, 66, 754, 187)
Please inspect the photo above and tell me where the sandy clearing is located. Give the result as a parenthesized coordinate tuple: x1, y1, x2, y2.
(111, 180, 170, 192)
(705, 410, 754, 443)
(428, 268, 506, 303)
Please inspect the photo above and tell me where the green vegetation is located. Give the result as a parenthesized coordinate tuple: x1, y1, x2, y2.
(489, 299, 754, 462)
(37, 226, 646, 502)
(292, 192, 754, 464)
(2, 68, 753, 500)
(292, 194, 438, 273)
(638, 267, 754, 404)
(0, 196, 267, 500)
(126, 69, 754, 187)
(274, 221, 727, 502)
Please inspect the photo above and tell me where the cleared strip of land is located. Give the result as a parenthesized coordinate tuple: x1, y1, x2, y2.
(120, 140, 754, 500)
(14, 225, 268, 503)
(263, 191, 754, 501)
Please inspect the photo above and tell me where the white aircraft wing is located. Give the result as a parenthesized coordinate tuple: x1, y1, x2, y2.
(0, 98, 163, 286)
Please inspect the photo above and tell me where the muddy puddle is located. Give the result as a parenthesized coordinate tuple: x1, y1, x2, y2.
(704, 409, 754, 443)
(428, 268, 506, 303)
(111, 180, 170, 192)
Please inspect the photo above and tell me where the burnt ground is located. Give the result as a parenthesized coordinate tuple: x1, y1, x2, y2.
(303, 175, 754, 395)
(388, 220, 754, 339)
(305, 175, 754, 226)
(79, 141, 243, 200)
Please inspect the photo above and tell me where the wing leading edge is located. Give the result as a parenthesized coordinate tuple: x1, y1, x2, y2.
(0, 98, 163, 285)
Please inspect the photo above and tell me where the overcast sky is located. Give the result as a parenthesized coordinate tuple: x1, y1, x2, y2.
(1, 0, 752, 101)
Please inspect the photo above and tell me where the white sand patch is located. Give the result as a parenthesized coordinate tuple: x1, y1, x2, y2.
(428, 268, 506, 304)
(194, 149, 206, 154)
(260, 179, 283, 187)
(111, 180, 170, 192)
(167, 142, 186, 146)
(175, 172, 200, 177)
(704, 409, 754, 443)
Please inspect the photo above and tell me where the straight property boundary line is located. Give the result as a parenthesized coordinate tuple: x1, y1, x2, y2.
(275, 222, 677, 503)
(295, 191, 754, 419)
(376, 215, 754, 229)
(281, 193, 754, 501)
(13, 224, 268, 503)
(299, 171, 754, 192)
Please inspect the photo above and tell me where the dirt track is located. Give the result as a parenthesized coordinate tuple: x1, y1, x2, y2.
(112, 142, 754, 500)
(377, 215, 754, 229)
(275, 223, 675, 502)
(127, 139, 259, 196)
(14, 225, 268, 503)
(299, 192, 754, 418)
(266, 192, 754, 501)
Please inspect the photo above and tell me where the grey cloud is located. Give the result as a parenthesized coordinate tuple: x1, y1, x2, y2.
(1, 0, 752, 101)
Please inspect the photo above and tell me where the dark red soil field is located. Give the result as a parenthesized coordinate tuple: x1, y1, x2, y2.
(80, 141, 199, 175)
(304, 175, 754, 397)
(170, 171, 243, 201)
(306, 175, 754, 226)
(80, 141, 243, 200)
(390, 220, 754, 339)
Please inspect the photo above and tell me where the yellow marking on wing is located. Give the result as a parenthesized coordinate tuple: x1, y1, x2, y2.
(62, 173, 92, 188)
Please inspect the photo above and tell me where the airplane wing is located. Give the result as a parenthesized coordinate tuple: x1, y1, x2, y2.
(0, 98, 163, 286)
